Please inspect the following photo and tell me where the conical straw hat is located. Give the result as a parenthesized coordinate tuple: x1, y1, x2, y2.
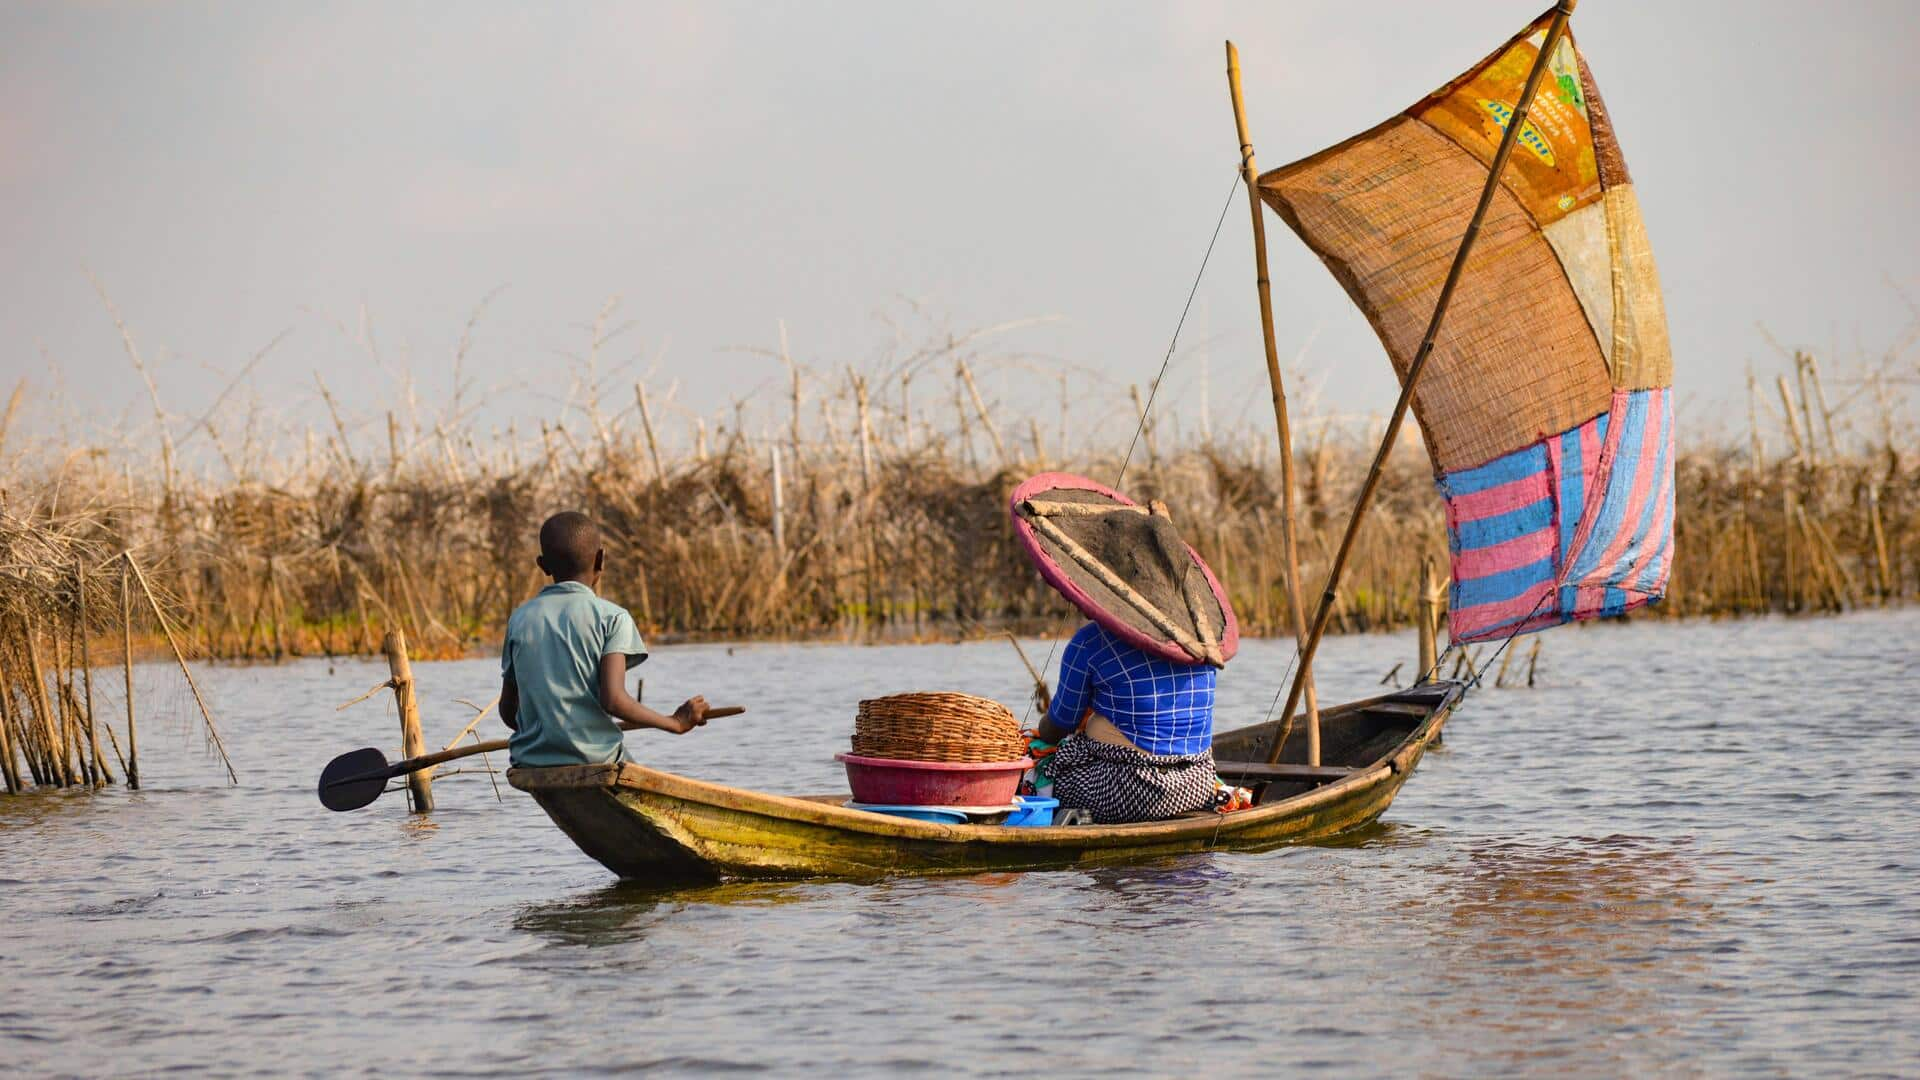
(1010, 472, 1238, 667)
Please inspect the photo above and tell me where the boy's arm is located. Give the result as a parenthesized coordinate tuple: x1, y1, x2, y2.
(500, 674, 519, 731)
(597, 653, 708, 734)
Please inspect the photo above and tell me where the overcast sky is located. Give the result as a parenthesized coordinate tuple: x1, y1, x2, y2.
(4, 1, 1916, 461)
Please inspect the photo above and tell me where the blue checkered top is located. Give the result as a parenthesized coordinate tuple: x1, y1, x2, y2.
(1045, 622, 1217, 756)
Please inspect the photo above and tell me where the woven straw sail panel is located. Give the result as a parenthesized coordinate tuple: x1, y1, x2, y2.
(1603, 184, 1672, 389)
(1410, 18, 1601, 227)
(1260, 116, 1613, 472)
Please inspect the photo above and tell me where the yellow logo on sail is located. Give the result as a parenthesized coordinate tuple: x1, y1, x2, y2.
(1478, 99, 1555, 167)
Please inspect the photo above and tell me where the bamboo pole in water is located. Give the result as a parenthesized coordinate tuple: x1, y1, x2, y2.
(1417, 556, 1438, 681)
(22, 617, 70, 786)
(75, 564, 109, 785)
(384, 630, 433, 813)
(126, 553, 237, 784)
(13, 666, 49, 787)
(122, 566, 140, 790)
(3, 643, 44, 787)
(55, 622, 90, 786)
(1265, 0, 1579, 765)
(1225, 39, 1320, 763)
(0, 651, 20, 793)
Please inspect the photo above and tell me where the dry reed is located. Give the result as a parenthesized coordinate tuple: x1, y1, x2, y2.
(0, 309, 1913, 683)
(0, 497, 234, 793)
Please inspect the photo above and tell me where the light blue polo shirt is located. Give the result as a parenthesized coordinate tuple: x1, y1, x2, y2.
(501, 581, 648, 767)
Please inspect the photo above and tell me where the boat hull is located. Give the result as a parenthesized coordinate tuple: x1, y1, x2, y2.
(509, 682, 1460, 883)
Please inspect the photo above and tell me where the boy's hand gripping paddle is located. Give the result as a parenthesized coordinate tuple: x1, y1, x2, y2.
(317, 705, 747, 812)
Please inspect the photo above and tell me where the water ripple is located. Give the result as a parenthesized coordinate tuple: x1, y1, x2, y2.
(3, 611, 1918, 1075)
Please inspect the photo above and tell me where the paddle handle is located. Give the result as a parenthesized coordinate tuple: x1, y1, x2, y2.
(383, 705, 747, 779)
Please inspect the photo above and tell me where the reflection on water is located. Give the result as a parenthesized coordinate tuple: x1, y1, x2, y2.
(5, 610, 1919, 1075)
(1410, 833, 1727, 1074)
(513, 885, 666, 946)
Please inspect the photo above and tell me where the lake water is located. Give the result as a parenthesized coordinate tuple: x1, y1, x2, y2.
(4, 610, 1918, 1077)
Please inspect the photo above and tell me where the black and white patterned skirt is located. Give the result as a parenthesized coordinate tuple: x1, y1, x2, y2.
(1048, 736, 1221, 824)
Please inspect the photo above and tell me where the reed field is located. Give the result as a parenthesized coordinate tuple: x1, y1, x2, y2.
(0, 312, 1914, 793)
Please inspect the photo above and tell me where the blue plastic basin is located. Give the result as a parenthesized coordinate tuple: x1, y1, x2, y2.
(1003, 795, 1059, 827)
(843, 801, 984, 824)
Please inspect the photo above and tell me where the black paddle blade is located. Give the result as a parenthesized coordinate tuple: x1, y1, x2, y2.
(318, 747, 392, 812)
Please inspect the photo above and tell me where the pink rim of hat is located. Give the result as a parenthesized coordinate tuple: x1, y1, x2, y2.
(1009, 471, 1239, 665)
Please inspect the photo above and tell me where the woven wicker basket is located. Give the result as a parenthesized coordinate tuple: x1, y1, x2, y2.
(851, 692, 1027, 764)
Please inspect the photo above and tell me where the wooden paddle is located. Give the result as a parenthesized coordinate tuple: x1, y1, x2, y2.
(317, 705, 746, 812)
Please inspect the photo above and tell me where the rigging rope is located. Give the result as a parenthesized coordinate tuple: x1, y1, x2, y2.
(1019, 166, 1243, 727)
(1114, 168, 1244, 491)
(1465, 589, 1554, 689)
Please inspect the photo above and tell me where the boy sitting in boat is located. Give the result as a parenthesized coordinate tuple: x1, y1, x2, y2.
(1033, 620, 1222, 823)
(499, 511, 710, 766)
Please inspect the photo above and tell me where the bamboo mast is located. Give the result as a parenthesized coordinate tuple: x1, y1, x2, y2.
(1267, 0, 1580, 765)
(1225, 40, 1321, 764)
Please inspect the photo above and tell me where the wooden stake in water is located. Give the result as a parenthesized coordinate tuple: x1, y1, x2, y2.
(126, 553, 236, 784)
(23, 619, 70, 787)
(75, 563, 108, 785)
(122, 566, 140, 790)
(0, 649, 21, 793)
(1417, 556, 1438, 681)
(384, 631, 433, 813)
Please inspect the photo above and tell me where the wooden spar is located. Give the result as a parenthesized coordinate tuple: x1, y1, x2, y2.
(1226, 40, 1321, 764)
(1265, 0, 1580, 765)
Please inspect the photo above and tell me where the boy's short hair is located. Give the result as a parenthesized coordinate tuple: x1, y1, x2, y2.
(538, 511, 601, 577)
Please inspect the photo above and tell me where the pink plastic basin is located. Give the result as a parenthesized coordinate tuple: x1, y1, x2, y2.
(835, 753, 1034, 807)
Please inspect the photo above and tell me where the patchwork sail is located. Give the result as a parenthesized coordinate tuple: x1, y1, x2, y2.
(1257, 7, 1672, 643)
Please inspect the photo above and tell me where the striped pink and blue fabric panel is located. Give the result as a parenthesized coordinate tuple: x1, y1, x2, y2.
(1439, 388, 1673, 643)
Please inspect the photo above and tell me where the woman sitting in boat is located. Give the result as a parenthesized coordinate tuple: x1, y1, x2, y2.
(1034, 620, 1223, 823)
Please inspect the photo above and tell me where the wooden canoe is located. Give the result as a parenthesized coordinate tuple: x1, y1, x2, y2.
(507, 680, 1462, 883)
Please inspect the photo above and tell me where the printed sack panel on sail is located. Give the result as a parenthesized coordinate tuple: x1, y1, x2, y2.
(1257, 6, 1673, 643)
